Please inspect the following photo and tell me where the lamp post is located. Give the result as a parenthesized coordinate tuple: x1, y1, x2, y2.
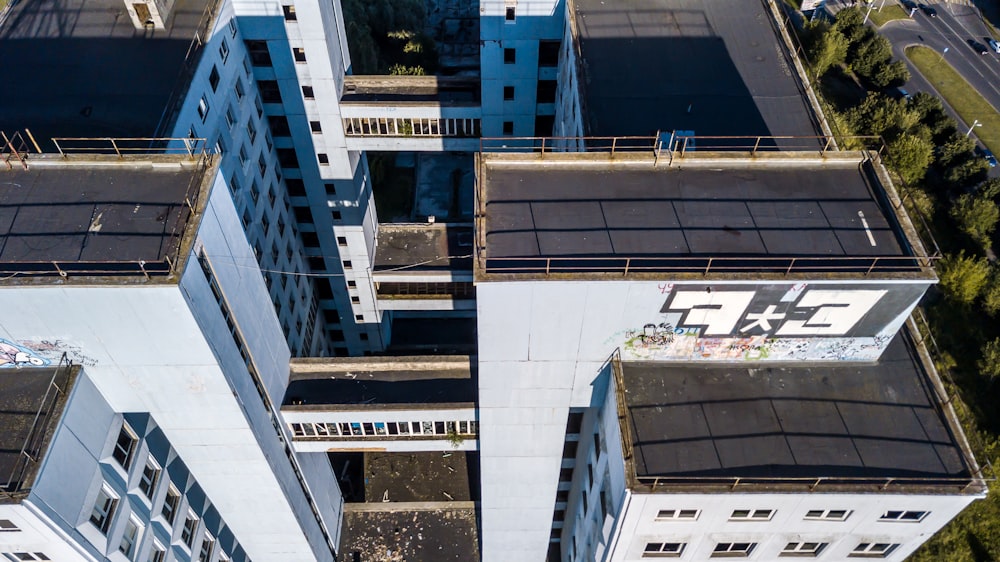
(967, 119, 982, 137)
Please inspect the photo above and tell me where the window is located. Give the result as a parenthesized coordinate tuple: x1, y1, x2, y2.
(537, 79, 557, 103)
(228, 18, 237, 36)
(643, 543, 685, 558)
(503, 121, 514, 135)
(318, 153, 329, 165)
(148, 541, 166, 562)
(804, 509, 851, 521)
(225, 106, 236, 128)
(255, 94, 264, 118)
(332, 211, 342, 221)
(258, 153, 268, 177)
(711, 543, 756, 558)
(504, 48, 516, 64)
(729, 509, 774, 521)
(880, 510, 928, 522)
(347, 280, 357, 288)
(539, 40, 560, 66)
(269, 115, 291, 136)
(246, 40, 271, 66)
(302, 85, 315, 99)
(283, 4, 296, 20)
(337, 236, 347, 245)
(197, 95, 210, 122)
(294, 47, 306, 62)
(350, 296, 360, 304)
(343, 260, 353, 270)
(259, 80, 282, 103)
(277, 148, 299, 169)
(503, 86, 515, 101)
(325, 182, 337, 194)
(234, 78, 245, 101)
(161, 485, 180, 524)
(198, 533, 215, 562)
(238, 144, 249, 167)
(310, 120, 322, 133)
(0, 520, 18, 532)
(208, 66, 220, 91)
(138, 458, 160, 500)
(9, 554, 49, 561)
(119, 517, 141, 558)
(219, 38, 230, 63)
(778, 542, 827, 557)
(112, 423, 138, 469)
(89, 486, 119, 535)
(181, 512, 199, 548)
(655, 509, 699, 521)
(849, 543, 899, 558)
(505, 4, 515, 21)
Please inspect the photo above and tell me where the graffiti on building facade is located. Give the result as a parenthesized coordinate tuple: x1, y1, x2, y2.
(0, 338, 50, 367)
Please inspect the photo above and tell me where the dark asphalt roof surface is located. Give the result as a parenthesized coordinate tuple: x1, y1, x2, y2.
(573, 0, 819, 143)
(622, 333, 971, 480)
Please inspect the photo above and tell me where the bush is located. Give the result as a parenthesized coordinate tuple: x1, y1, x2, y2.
(983, 270, 1000, 316)
(950, 193, 999, 250)
(937, 251, 992, 304)
(978, 338, 1000, 381)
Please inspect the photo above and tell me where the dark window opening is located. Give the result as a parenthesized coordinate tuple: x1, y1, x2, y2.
(245, 40, 272, 67)
(536, 80, 557, 104)
(539, 40, 560, 66)
(504, 48, 516, 64)
(259, 80, 282, 103)
(269, 115, 291, 136)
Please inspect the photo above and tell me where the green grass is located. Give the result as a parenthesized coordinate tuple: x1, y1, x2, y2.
(906, 45, 1000, 155)
(868, 4, 909, 27)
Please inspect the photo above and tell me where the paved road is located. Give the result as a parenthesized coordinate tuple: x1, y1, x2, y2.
(875, 1, 1000, 175)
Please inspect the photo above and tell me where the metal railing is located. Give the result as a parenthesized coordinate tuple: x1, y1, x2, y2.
(633, 474, 987, 493)
(480, 255, 937, 276)
(478, 134, 886, 156)
(2, 354, 71, 497)
(51, 136, 208, 158)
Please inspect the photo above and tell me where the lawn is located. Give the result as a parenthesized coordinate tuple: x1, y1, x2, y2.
(906, 45, 1000, 155)
(867, 3, 909, 27)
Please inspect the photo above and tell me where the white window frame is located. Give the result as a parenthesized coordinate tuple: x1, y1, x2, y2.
(198, 532, 215, 562)
(642, 542, 685, 558)
(0, 520, 18, 532)
(780, 542, 827, 557)
(197, 96, 210, 122)
(138, 456, 161, 501)
(729, 509, 774, 521)
(219, 38, 230, 63)
(112, 423, 138, 470)
(654, 509, 700, 521)
(879, 510, 928, 522)
(160, 484, 181, 525)
(803, 509, 851, 521)
(88, 484, 119, 535)
(849, 543, 899, 558)
(180, 510, 199, 549)
(148, 540, 166, 562)
(711, 543, 757, 558)
(118, 515, 142, 559)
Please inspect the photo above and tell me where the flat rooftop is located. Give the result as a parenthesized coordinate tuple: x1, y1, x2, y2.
(374, 224, 474, 273)
(341, 76, 480, 104)
(284, 356, 475, 406)
(0, 156, 209, 279)
(572, 0, 819, 144)
(0, 0, 213, 144)
(1, 364, 78, 501)
(619, 332, 979, 490)
(340, 506, 480, 562)
(478, 154, 927, 277)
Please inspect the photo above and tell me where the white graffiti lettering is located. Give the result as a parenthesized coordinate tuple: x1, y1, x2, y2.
(740, 305, 786, 333)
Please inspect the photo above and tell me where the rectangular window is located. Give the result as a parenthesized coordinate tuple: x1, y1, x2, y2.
(89, 486, 118, 535)
(0, 519, 19, 531)
(238, 144, 249, 167)
(283, 4, 296, 20)
(198, 533, 215, 562)
(849, 543, 899, 558)
(502, 121, 514, 135)
(181, 512, 199, 548)
(148, 541, 166, 562)
(255, 94, 264, 118)
(539, 40, 560, 66)
(504, 48, 516, 64)
(225, 106, 236, 128)
(302, 85, 314, 99)
(655, 509, 700, 521)
(269, 116, 291, 137)
(246, 119, 257, 144)
(219, 38, 230, 62)
(259, 80, 282, 103)
(711, 543, 756, 558)
(119, 517, 141, 558)
(318, 153, 329, 165)
(197, 96, 210, 122)
(138, 458, 160, 500)
(161, 485, 180, 524)
(729, 509, 774, 521)
(294, 47, 307, 62)
(505, 4, 515, 21)
(780, 542, 828, 557)
(234, 78, 245, 101)
(228, 18, 237, 36)
(880, 510, 928, 522)
(503, 86, 515, 101)
(804, 509, 851, 521)
(258, 153, 268, 177)
(245, 40, 271, 66)
(310, 120, 322, 133)
(208, 66, 220, 91)
(643, 543, 685, 558)
(112, 423, 138, 470)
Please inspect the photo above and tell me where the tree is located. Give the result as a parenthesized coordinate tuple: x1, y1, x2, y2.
(869, 59, 910, 89)
(950, 193, 999, 250)
(805, 22, 849, 76)
(937, 251, 991, 304)
(887, 133, 934, 185)
(936, 131, 977, 169)
(942, 158, 990, 191)
(849, 32, 893, 83)
(846, 93, 918, 141)
(833, 7, 867, 45)
(982, 270, 1000, 316)
(977, 338, 1000, 381)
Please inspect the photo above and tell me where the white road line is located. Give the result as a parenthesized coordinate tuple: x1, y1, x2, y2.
(858, 211, 877, 247)
(926, 6, 1000, 99)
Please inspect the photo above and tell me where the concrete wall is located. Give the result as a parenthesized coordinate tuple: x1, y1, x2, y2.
(284, 406, 478, 452)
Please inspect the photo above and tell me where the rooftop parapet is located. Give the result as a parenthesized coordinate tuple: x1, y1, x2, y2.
(474, 136, 938, 281)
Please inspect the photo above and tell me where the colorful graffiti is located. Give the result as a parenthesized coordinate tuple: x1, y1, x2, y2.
(0, 339, 50, 367)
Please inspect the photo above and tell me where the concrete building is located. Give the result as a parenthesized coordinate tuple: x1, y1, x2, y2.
(0, 0, 989, 561)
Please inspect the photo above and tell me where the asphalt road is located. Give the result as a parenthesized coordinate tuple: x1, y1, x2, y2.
(872, 1, 1000, 175)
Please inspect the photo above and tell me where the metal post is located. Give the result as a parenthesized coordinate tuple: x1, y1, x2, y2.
(823, 136, 833, 153)
(865, 258, 879, 276)
(109, 138, 122, 158)
(611, 136, 617, 158)
(53, 138, 64, 157)
(704, 257, 713, 275)
(24, 129, 42, 153)
(785, 257, 796, 275)
(623, 258, 630, 276)
(545, 259, 551, 276)
(541, 137, 546, 155)
(751, 136, 761, 155)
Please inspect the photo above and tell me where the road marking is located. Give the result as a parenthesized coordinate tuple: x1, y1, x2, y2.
(858, 210, 877, 247)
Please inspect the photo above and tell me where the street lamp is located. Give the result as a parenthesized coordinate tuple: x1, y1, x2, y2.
(967, 119, 982, 137)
